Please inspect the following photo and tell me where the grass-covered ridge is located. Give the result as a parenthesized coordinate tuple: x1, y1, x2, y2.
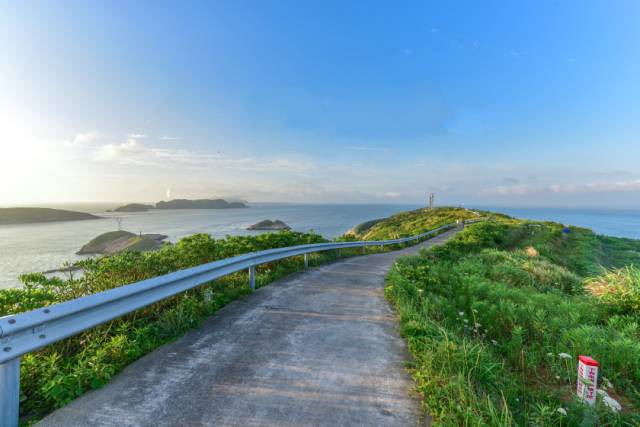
(384, 213, 640, 425)
(347, 206, 492, 240)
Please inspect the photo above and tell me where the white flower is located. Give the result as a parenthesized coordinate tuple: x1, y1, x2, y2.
(602, 395, 622, 412)
(491, 339, 498, 345)
(557, 408, 567, 416)
(558, 353, 572, 359)
(546, 352, 553, 357)
(555, 375, 560, 380)
(597, 389, 608, 397)
(459, 311, 465, 316)
(463, 319, 469, 323)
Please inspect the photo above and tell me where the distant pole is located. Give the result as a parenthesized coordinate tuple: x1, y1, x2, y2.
(428, 193, 435, 209)
(115, 217, 123, 231)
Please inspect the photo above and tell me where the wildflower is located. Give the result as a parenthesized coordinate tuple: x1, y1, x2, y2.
(459, 311, 465, 316)
(555, 375, 560, 380)
(463, 319, 469, 323)
(602, 395, 622, 412)
(597, 389, 608, 397)
(546, 352, 553, 357)
(491, 339, 498, 345)
(558, 353, 572, 359)
(417, 289, 424, 293)
(557, 408, 567, 416)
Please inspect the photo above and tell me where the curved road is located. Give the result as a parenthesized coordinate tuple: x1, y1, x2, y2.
(38, 227, 459, 427)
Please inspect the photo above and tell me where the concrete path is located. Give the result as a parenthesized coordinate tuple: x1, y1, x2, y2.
(38, 228, 459, 427)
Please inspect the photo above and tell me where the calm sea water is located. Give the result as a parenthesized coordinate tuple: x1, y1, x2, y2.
(0, 203, 419, 289)
(1, 204, 639, 289)
(479, 206, 640, 239)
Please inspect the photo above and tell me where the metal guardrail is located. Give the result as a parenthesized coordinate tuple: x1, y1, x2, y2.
(0, 222, 458, 426)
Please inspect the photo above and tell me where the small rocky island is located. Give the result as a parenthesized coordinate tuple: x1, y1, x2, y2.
(77, 230, 168, 255)
(247, 220, 291, 231)
(155, 199, 248, 209)
(0, 207, 101, 225)
(114, 203, 154, 212)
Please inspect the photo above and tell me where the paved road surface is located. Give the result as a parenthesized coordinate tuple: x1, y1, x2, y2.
(38, 228, 459, 427)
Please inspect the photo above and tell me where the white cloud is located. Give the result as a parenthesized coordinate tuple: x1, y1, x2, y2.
(159, 135, 180, 141)
(482, 180, 640, 196)
(127, 133, 147, 139)
(63, 130, 100, 147)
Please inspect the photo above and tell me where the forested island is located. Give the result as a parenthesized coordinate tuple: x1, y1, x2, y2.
(247, 219, 291, 230)
(0, 207, 101, 225)
(155, 198, 247, 209)
(114, 203, 154, 212)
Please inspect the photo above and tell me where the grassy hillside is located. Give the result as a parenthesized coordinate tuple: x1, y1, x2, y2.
(384, 213, 640, 425)
(348, 206, 495, 240)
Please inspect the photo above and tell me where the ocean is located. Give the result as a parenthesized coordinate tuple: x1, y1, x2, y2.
(1, 203, 639, 289)
(0, 203, 419, 289)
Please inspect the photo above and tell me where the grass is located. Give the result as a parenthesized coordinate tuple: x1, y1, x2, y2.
(2, 231, 342, 423)
(384, 216, 640, 426)
(2, 209, 469, 424)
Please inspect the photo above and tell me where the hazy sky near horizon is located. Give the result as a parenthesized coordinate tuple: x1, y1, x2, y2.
(2, 1, 640, 207)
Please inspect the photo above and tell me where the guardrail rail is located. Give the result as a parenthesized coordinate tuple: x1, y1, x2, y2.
(0, 222, 464, 426)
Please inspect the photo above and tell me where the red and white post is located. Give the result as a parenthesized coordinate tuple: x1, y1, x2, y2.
(576, 355, 599, 405)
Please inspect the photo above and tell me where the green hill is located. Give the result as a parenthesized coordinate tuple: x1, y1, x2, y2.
(77, 230, 168, 254)
(114, 203, 154, 212)
(155, 198, 247, 209)
(0, 207, 101, 225)
(383, 209, 640, 425)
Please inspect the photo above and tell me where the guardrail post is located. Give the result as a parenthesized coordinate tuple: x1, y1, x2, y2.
(303, 253, 309, 269)
(249, 266, 255, 291)
(380, 244, 384, 251)
(0, 357, 20, 427)
(362, 243, 366, 254)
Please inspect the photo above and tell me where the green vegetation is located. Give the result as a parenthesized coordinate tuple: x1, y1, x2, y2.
(0, 208, 101, 225)
(76, 230, 168, 255)
(247, 219, 291, 230)
(0, 229, 394, 423)
(5, 205, 638, 425)
(113, 203, 154, 212)
(349, 206, 488, 240)
(384, 215, 640, 425)
(155, 198, 247, 209)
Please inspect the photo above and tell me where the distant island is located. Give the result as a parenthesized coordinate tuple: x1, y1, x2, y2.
(0, 207, 102, 225)
(77, 230, 168, 255)
(248, 219, 291, 230)
(156, 199, 248, 209)
(114, 203, 154, 212)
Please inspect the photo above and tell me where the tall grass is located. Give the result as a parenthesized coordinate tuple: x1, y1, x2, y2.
(386, 220, 640, 425)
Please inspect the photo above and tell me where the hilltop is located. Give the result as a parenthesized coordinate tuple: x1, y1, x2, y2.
(114, 203, 154, 212)
(77, 230, 168, 254)
(155, 198, 247, 209)
(0, 207, 101, 225)
(346, 206, 490, 240)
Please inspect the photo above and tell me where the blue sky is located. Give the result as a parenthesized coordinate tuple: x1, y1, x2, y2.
(1, 1, 640, 206)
